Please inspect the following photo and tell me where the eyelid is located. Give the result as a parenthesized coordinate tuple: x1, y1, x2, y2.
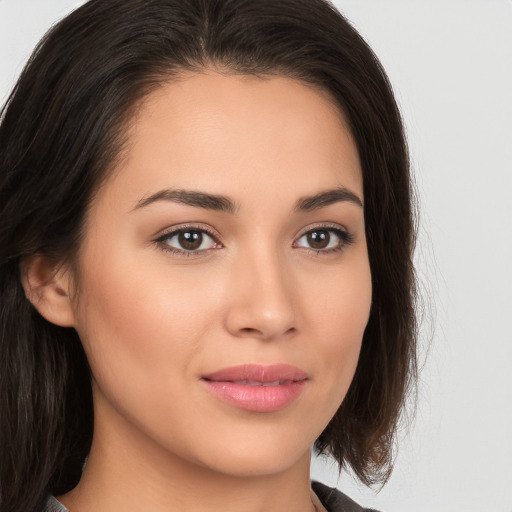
(152, 221, 354, 257)
(293, 223, 355, 252)
(294, 222, 351, 239)
(153, 223, 224, 256)
(154, 223, 222, 241)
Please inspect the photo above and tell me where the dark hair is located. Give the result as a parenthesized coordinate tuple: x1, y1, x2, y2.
(0, 0, 417, 510)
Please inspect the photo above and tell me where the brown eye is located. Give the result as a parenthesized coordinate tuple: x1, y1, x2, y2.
(178, 230, 203, 250)
(158, 228, 218, 253)
(295, 226, 353, 253)
(306, 230, 330, 249)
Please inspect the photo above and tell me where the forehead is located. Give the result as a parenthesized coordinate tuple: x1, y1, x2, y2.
(99, 71, 363, 212)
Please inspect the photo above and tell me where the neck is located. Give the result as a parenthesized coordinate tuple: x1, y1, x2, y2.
(59, 395, 319, 512)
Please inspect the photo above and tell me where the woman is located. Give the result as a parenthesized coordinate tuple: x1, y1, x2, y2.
(0, 1, 417, 511)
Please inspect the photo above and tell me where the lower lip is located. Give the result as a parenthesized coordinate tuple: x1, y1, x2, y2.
(202, 380, 307, 412)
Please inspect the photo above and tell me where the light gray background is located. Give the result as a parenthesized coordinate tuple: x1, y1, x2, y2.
(1, 1, 511, 511)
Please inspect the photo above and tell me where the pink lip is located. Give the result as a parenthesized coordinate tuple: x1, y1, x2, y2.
(201, 364, 308, 413)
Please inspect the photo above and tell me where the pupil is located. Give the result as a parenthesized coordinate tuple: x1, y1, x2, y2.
(307, 230, 330, 249)
(178, 231, 203, 250)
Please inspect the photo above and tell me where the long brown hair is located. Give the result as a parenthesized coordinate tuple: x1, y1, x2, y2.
(0, 1, 417, 510)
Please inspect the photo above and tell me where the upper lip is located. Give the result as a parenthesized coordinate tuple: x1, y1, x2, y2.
(202, 364, 308, 384)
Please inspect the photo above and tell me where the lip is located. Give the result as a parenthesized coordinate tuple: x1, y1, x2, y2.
(201, 364, 308, 413)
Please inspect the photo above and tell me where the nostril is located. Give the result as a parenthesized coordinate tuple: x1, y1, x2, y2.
(240, 327, 260, 335)
(237, 326, 297, 340)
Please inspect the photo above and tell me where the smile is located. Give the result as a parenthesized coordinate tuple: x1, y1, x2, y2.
(201, 364, 308, 412)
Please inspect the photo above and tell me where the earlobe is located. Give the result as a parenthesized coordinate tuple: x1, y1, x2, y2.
(21, 255, 76, 327)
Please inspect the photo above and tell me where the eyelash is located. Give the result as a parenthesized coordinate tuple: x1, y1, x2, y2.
(154, 224, 221, 257)
(294, 225, 355, 255)
(154, 224, 354, 257)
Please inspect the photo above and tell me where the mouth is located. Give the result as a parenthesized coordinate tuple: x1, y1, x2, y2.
(224, 379, 295, 386)
(201, 364, 308, 412)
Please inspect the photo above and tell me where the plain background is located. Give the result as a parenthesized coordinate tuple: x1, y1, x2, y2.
(1, 1, 511, 511)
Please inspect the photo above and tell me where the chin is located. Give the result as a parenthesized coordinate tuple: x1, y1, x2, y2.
(184, 425, 314, 478)
(203, 449, 310, 478)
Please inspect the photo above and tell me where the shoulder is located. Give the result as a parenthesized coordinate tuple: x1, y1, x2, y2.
(41, 496, 69, 512)
(312, 481, 382, 512)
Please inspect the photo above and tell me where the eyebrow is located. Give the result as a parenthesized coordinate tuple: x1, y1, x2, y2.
(133, 185, 363, 214)
(295, 186, 363, 211)
(133, 189, 238, 213)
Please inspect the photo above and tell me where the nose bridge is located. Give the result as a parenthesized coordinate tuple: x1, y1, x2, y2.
(225, 240, 297, 340)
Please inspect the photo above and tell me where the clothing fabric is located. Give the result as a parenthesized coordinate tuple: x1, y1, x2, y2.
(43, 496, 68, 512)
(312, 481, 380, 512)
(43, 481, 380, 512)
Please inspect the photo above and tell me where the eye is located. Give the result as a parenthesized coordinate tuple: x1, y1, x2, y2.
(294, 226, 353, 253)
(155, 227, 220, 254)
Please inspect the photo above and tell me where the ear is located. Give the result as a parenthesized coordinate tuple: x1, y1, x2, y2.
(21, 254, 76, 327)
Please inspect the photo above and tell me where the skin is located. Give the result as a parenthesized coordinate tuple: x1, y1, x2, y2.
(28, 71, 372, 512)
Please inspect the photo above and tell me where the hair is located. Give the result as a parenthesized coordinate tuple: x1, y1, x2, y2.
(0, 0, 417, 510)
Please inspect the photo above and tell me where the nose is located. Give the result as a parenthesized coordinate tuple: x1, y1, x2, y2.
(223, 250, 297, 341)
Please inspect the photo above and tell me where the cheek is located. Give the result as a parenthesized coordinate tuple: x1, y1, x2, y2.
(71, 249, 227, 446)
(72, 246, 219, 384)
(311, 256, 371, 337)
(304, 257, 372, 395)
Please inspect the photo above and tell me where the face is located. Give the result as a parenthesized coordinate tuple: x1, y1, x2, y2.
(70, 72, 372, 477)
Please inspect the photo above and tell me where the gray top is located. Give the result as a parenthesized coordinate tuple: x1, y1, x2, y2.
(43, 481, 380, 512)
(43, 496, 69, 512)
(312, 481, 380, 512)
